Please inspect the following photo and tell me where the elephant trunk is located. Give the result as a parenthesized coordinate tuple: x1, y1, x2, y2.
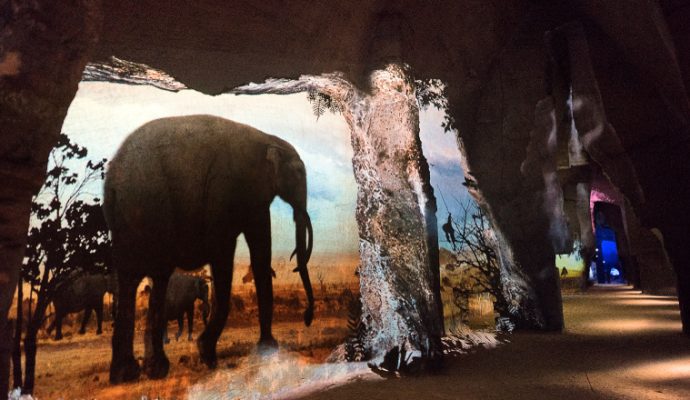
(291, 207, 314, 326)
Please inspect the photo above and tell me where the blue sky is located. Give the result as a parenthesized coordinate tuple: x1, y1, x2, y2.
(58, 82, 469, 264)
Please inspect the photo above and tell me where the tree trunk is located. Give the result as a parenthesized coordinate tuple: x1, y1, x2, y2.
(22, 292, 49, 395)
(22, 326, 38, 396)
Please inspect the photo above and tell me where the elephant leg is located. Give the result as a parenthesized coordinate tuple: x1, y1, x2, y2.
(80, 308, 92, 334)
(245, 209, 277, 351)
(187, 306, 194, 341)
(110, 272, 141, 384)
(46, 316, 56, 335)
(143, 275, 170, 379)
(176, 314, 184, 341)
(54, 311, 64, 341)
(95, 301, 104, 335)
(198, 242, 236, 369)
(163, 316, 170, 345)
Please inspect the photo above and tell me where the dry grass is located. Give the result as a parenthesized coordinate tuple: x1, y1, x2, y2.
(18, 284, 357, 399)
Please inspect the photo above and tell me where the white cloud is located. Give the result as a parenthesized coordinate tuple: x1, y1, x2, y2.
(419, 106, 462, 167)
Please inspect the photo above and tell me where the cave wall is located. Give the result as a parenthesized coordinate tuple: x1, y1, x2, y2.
(3, 0, 690, 391)
(450, 7, 567, 330)
(93, 0, 529, 94)
(663, 0, 690, 102)
(0, 1, 102, 394)
(625, 201, 677, 295)
(347, 66, 443, 369)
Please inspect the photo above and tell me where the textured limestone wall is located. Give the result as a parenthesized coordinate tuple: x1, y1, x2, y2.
(347, 66, 443, 369)
(624, 202, 677, 295)
(234, 65, 443, 370)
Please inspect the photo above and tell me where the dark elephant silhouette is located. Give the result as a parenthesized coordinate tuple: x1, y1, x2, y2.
(47, 271, 117, 340)
(104, 115, 314, 383)
(162, 273, 210, 343)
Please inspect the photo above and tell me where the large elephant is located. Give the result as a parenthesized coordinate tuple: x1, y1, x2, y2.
(163, 273, 210, 343)
(47, 271, 118, 340)
(104, 114, 314, 383)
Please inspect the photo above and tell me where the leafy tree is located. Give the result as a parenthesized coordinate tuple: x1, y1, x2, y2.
(414, 78, 456, 133)
(13, 133, 109, 395)
(306, 88, 341, 119)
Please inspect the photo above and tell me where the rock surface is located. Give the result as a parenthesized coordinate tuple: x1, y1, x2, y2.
(0, 0, 101, 394)
(234, 65, 444, 370)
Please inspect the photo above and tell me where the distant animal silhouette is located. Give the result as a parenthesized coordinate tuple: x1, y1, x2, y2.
(162, 273, 210, 343)
(442, 213, 457, 250)
(47, 271, 117, 340)
(104, 115, 314, 383)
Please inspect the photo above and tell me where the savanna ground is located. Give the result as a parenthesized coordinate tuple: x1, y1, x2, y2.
(18, 270, 497, 399)
(16, 280, 360, 400)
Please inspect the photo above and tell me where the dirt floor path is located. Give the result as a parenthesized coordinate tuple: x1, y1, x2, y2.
(302, 285, 690, 400)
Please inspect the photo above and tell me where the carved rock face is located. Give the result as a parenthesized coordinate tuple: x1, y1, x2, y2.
(348, 65, 443, 367)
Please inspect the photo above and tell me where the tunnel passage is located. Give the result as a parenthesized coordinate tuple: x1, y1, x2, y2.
(592, 202, 627, 284)
(589, 174, 633, 285)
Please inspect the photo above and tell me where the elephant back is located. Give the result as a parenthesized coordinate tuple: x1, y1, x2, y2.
(104, 114, 297, 268)
(54, 272, 108, 313)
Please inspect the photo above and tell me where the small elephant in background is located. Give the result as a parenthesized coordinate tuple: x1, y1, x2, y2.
(162, 273, 210, 343)
(47, 271, 118, 340)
